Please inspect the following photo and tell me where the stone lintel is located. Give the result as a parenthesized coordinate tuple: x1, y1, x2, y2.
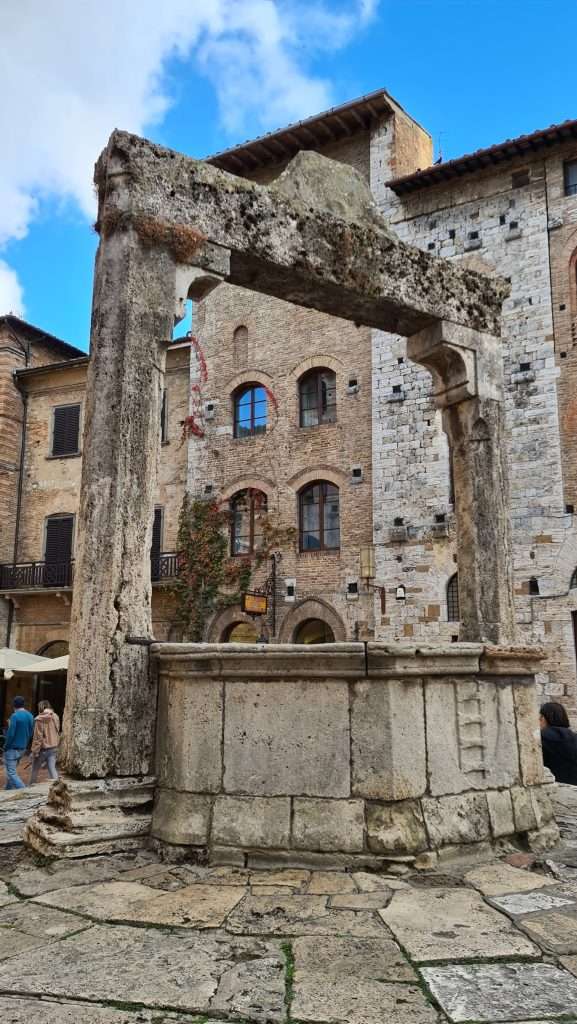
(96, 130, 508, 337)
(151, 642, 544, 680)
(407, 320, 504, 407)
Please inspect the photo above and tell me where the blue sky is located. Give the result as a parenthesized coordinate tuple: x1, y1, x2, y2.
(2, 0, 576, 351)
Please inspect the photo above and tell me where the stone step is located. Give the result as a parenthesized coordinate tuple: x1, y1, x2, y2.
(24, 777, 155, 859)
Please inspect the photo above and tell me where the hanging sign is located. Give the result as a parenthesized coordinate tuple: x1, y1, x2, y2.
(242, 592, 268, 616)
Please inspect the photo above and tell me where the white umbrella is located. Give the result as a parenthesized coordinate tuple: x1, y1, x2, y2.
(17, 655, 69, 673)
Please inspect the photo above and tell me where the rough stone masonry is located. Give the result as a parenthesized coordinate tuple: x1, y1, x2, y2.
(61, 129, 511, 791)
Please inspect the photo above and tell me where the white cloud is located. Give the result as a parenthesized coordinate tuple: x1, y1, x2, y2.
(0, 261, 25, 317)
(0, 0, 377, 315)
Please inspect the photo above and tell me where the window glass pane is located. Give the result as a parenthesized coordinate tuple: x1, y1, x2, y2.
(253, 493, 267, 549)
(300, 484, 320, 549)
(235, 386, 268, 436)
(323, 485, 340, 549)
(565, 160, 577, 196)
(300, 375, 319, 427)
(231, 493, 251, 554)
(320, 372, 337, 423)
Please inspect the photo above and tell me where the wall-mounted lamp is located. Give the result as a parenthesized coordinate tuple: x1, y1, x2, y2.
(396, 584, 406, 601)
(359, 545, 375, 581)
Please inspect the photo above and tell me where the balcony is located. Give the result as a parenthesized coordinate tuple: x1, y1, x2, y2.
(0, 553, 179, 593)
(0, 561, 74, 592)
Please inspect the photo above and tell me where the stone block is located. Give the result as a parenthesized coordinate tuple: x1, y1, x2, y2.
(465, 862, 554, 896)
(531, 784, 555, 826)
(212, 796, 290, 849)
(527, 821, 560, 853)
(351, 678, 426, 799)
(156, 677, 223, 792)
(511, 785, 538, 832)
(487, 789, 515, 838)
(224, 680, 350, 797)
(513, 683, 544, 785)
(366, 800, 428, 855)
(425, 678, 519, 797)
(422, 792, 491, 847)
(151, 789, 211, 846)
(292, 799, 365, 853)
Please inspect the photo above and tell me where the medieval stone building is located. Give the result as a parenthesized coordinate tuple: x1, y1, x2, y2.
(2, 88, 577, 720)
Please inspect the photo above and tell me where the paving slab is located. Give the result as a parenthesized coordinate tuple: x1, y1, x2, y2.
(422, 962, 577, 1022)
(379, 887, 539, 962)
(307, 871, 357, 894)
(8, 851, 157, 896)
(0, 924, 285, 1019)
(328, 891, 393, 910)
(125, 883, 246, 928)
(0, 997, 203, 1022)
(249, 869, 310, 888)
(0, 880, 17, 907)
(293, 934, 417, 982)
(465, 861, 554, 896)
(519, 908, 577, 953)
(226, 894, 386, 937)
(353, 871, 410, 892)
(33, 880, 166, 920)
(490, 890, 576, 915)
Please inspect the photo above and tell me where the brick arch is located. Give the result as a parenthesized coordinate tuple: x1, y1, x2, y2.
(290, 353, 344, 381)
(220, 477, 276, 503)
(207, 604, 260, 642)
(278, 597, 347, 643)
(286, 466, 347, 492)
(225, 368, 275, 394)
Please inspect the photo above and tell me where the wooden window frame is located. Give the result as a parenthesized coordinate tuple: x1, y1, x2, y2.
(299, 369, 337, 428)
(233, 385, 268, 439)
(50, 403, 81, 458)
(564, 159, 577, 198)
(230, 490, 267, 556)
(299, 481, 340, 552)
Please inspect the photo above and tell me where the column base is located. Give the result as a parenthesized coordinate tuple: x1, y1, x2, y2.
(24, 776, 155, 859)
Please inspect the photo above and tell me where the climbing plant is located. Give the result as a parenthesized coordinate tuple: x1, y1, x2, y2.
(172, 492, 296, 641)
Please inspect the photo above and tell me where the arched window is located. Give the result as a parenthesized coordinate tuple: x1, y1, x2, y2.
(447, 573, 460, 621)
(299, 369, 336, 427)
(570, 567, 577, 590)
(299, 481, 340, 551)
(230, 489, 267, 556)
(233, 384, 267, 438)
(294, 619, 335, 644)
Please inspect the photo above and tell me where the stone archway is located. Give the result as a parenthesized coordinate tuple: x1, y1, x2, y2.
(278, 597, 347, 643)
(207, 605, 260, 643)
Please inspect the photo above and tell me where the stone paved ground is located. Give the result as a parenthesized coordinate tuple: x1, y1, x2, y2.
(0, 828, 577, 1024)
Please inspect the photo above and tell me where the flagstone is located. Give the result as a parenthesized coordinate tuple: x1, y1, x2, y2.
(307, 871, 357, 894)
(422, 962, 577, 1022)
(518, 909, 577, 954)
(33, 880, 166, 920)
(379, 887, 539, 962)
(465, 862, 554, 896)
(490, 890, 576, 916)
(125, 883, 246, 928)
(0, 924, 285, 1020)
(329, 891, 393, 910)
(226, 894, 385, 937)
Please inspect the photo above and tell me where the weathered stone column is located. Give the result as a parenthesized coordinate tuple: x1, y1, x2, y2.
(408, 321, 515, 644)
(62, 142, 228, 777)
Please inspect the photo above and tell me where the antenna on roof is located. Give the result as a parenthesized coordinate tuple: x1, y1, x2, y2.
(434, 131, 445, 165)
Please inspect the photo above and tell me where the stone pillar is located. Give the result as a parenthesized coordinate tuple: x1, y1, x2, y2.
(61, 178, 228, 776)
(408, 321, 515, 644)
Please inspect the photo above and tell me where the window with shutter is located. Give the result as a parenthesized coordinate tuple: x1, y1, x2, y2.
(151, 507, 163, 581)
(43, 515, 74, 587)
(51, 405, 81, 457)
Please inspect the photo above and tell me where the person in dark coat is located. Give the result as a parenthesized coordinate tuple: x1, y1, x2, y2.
(540, 702, 577, 785)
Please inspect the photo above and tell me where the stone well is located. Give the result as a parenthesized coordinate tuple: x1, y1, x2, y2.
(150, 641, 557, 869)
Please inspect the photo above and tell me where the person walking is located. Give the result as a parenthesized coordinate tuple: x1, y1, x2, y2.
(29, 700, 60, 784)
(540, 701, 577, 785)
(3, 696, 34, 790)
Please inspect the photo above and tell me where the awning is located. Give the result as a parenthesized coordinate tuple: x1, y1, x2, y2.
(17, 655, 69, 673)
(0, 648, 49, 671)
(0, 648, 68, 674)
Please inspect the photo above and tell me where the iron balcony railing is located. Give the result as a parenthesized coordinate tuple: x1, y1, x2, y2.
(0, 560, 74, 590)
(0, 553, 179, 592)
(151, 552, 179, 582)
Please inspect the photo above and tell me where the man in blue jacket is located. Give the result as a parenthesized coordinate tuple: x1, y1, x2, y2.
(3, 697, 34, 790)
